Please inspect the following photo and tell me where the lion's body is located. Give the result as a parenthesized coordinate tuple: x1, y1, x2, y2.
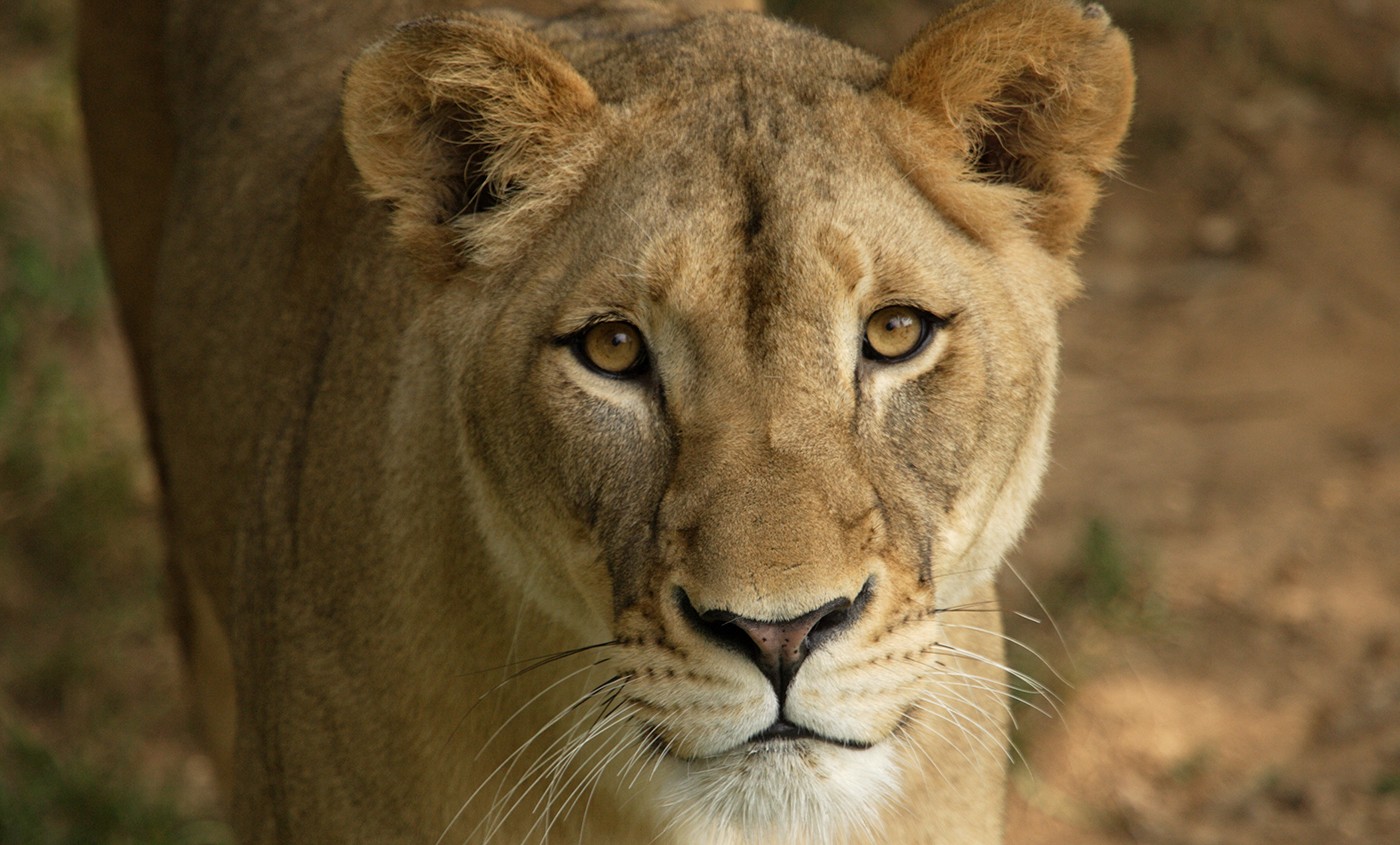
(79, 1, 1132, 842)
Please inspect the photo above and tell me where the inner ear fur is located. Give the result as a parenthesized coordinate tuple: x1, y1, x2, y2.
(887, 0, 1135, 257)
(342, 14, 601, 269)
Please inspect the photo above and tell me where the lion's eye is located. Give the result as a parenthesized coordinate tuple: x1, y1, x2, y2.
(576, 321, 649, 378)
(862, 306, 937, 362)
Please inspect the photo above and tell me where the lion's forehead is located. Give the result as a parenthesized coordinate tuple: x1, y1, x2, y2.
(546, 108, 974, 339)
(549, 10, 886, 108)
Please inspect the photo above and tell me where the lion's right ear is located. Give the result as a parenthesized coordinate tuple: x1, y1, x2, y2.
(343, 15, 600, 269)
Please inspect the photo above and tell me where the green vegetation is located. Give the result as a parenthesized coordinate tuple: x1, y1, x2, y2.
(1044, 517, 1162, 626)
(0, 727, 231, 845)
(0, 219, 128, 593)
(1076, 518, 1135, 612)
(1168, 748, 1212, 784)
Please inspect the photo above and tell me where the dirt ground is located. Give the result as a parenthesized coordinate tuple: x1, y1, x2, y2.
(1, 0, 1398, 843)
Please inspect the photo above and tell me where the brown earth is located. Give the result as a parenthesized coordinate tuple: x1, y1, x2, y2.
(1, 0, 1398, 843)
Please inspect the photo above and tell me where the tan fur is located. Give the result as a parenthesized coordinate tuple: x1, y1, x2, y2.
(79, 0, 1131, 842)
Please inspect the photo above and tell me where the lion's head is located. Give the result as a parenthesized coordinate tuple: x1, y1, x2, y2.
(341, 1, 1132, 841)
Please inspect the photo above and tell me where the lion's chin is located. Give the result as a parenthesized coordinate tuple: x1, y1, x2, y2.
(650, 739, 899, 845)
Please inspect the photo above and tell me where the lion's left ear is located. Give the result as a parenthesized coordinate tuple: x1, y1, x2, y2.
(886, 0, 1135, 257)
(343, 14, 600, 270)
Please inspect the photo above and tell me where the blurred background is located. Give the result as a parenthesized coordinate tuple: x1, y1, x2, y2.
(1, 0, 1397, 842)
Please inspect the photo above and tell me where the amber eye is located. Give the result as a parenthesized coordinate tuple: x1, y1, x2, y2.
(862, 306, 936, 363)
(575, 321, 649, 377)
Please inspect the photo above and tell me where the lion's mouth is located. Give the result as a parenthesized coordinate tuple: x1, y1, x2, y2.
(643, 718, 875, 762)
(745, 718, 873, 750)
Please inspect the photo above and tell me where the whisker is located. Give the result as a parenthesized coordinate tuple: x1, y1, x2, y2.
(926, 642, 1064, 717)
(456, 640, 621, 679)
(546, 705, 639, 833)
(439, 643, 619, 766)
(547, 708, 641, 840)
(916, 669, 1016, 718)
(938, 622, 1071, 689)
(912, 690, 1016, 765)
(926, 641, 1058, 696)
(931, 598, 1001, 614)
(435, 666, 617, 845)
(906, 700, 986, 768)
(894, 716, 961, 790)
(507, 702, 637, 843)
(571, 734, 633, 845)
(619, 730, 657, 791)
(499, 676, 637, 842)
(893, 727, 949, 792)
(534, 697, 634, 806)
(1002, 560, 1075, 672)
(928, 670, 1051, 720)
(483, 679, 633, 840)
(475, 660, 613, 762)
(584, 676, 629, 736)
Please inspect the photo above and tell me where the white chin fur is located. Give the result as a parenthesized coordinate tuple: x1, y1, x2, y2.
(653, 741, 898, 845)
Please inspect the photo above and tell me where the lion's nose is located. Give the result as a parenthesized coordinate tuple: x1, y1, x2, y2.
(677, 580, 872, 702)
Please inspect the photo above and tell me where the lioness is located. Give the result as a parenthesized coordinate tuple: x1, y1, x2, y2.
(79, 0, 1133, 841)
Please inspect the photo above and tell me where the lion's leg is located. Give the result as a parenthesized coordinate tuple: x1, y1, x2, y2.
(167, 555, 237, 791)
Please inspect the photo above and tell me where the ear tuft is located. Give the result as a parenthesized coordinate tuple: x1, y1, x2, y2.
(887, 0, 1135, 256)
(343, 14, 600, 270)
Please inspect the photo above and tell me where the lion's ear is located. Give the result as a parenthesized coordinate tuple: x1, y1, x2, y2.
(343, 14, 600, 268)
(886, 0, 1135, 256)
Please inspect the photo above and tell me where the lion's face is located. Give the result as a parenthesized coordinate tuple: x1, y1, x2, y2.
(431, 76, 1064, 831)
(344, 1, 1132, 839)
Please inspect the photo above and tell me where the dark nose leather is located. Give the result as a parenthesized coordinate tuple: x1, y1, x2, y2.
(678, 581, 871, 701)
